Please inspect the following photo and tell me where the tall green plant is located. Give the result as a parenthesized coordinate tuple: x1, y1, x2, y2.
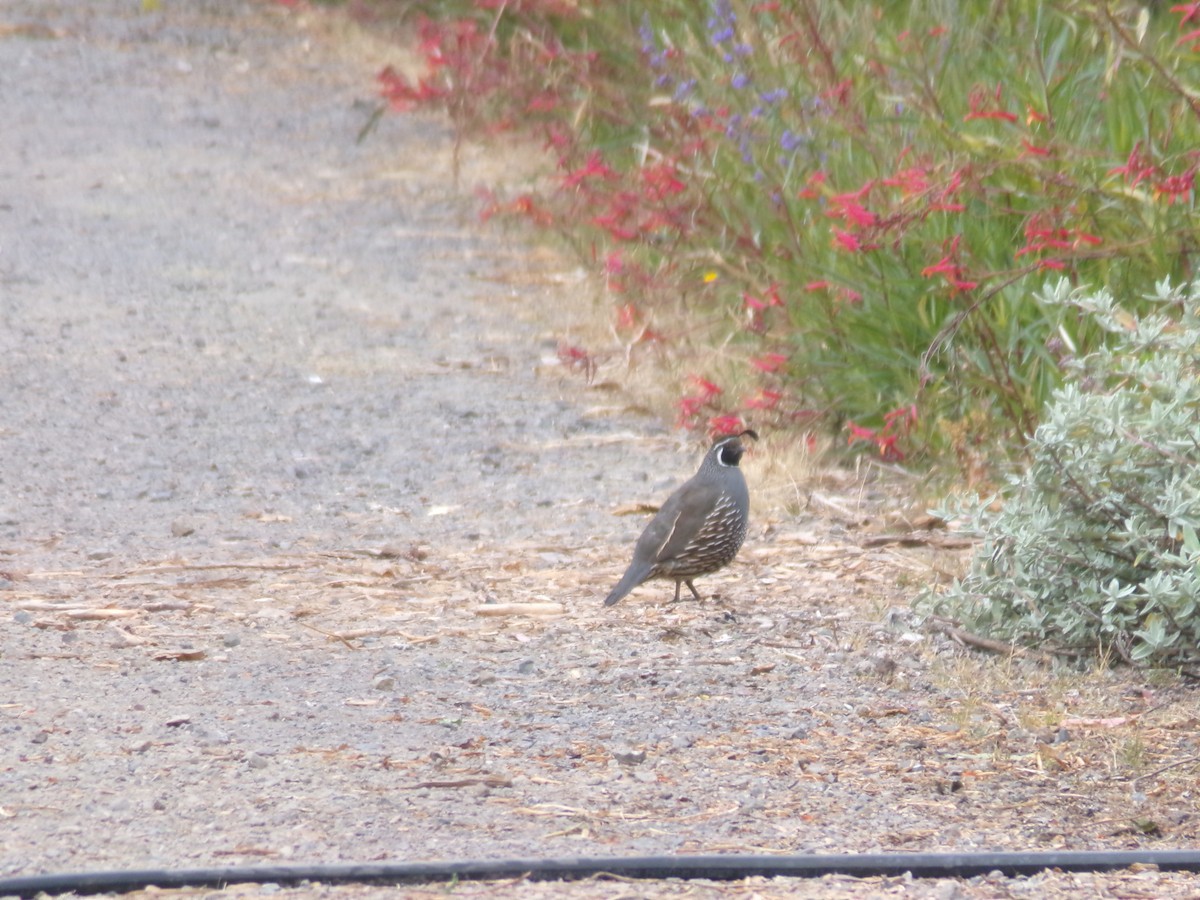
(375, 0, 1200, 463)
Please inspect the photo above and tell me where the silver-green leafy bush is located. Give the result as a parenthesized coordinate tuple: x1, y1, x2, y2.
(925, 278, 1200, 667)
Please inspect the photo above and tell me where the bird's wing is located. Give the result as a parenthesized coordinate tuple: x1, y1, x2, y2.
(634, 478, 722, 565)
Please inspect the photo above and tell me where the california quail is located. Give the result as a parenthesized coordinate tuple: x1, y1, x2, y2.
(604, 429, 758, 606)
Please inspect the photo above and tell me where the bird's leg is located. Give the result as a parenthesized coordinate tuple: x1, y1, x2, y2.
(669, 580, 702, 603)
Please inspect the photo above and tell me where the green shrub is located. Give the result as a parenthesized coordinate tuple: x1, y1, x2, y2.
(924, 278, 1200, 667)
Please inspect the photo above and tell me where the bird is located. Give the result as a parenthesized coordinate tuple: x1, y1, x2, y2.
(604, 429, 758, 607)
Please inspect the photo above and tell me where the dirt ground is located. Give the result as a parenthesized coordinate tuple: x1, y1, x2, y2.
(3, 2, 1200, 898)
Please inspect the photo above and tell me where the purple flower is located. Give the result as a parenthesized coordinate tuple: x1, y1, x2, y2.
(780, 129, 806, 152)
(674, 79, 697, 101)
(760, 88, 788, 104)
(639, 14, 655, 54)
(731, 72, 751, 90)
(707, 0, 736, 45)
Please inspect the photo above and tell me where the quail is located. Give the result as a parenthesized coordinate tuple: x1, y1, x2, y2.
(604, 429, 758, 606)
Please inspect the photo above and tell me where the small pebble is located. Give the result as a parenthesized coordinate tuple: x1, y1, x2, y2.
(374, 676, 396, 692)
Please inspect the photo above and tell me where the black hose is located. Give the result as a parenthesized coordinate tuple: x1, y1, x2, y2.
(5, 851, 1200, 898)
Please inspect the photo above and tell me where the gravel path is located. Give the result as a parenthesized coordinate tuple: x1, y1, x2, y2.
(3, 3, 1200, 898)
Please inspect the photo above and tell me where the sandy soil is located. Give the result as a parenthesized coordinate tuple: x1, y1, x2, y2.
(3, 2, 1200, 898)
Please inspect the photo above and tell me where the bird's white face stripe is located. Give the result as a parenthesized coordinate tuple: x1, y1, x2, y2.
(715, 438, 738, 466)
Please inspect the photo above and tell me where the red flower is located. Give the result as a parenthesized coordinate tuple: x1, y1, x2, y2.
(1019, 139, 1052, 158)
(823, 80, 853, 107)
(921, 236, 976, 292)
(832, 227, 863, 252)
(1108, 143, 1157, 188)
(1154, 169, 1196, 204)
(847, 405, 917, 462)
(1173, 2, 1200, 24)
(829, 196, 877, 228)
(677, 395, 704, 426)
(708, 415, 746, 436)
(591, 212, 637, 241)
(376, 66, 447, 111)
(884, 404, 918, 429)
(563, 151, 618, 188)
(964, 83, 1018, 123)
(921, 257, 956, 279)
(690, 376, 723, 401)
(798, 170, 827, 200)
(544, 125, 572, 151)
(526, 91, 559, 113)
(1179, 27, 1200, 49)
(750, 353, 788, 372)
(508, 194, 553, 226)
(743, 389, 783, 410)
(882, 167, 929, 196)
(641, 163, 687, 200)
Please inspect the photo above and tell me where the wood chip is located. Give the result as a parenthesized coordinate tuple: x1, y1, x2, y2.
(474, 602, 565, 617)
(65, 608, 139, 620)
(404, 774, 513, 790)
(152, 649, 207, 661)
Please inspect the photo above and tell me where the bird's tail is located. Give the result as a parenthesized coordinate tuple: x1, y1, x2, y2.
(603, 563, 651, 606)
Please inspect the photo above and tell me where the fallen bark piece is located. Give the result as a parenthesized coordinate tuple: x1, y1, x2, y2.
(152, 649, 207, 661)
(404, 774, 513, 790)
(474, 602, 565, 617)
(65, 608, 140, 620)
